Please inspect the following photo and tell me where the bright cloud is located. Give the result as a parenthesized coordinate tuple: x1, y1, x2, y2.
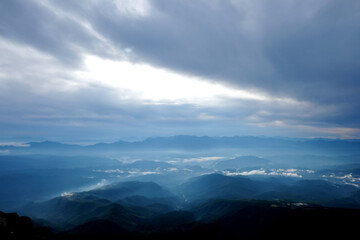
(113, 0, 152, 17)
(222, 168, 304, 178)
(61, 192, 74, 197)
(127, 170, 160, 177)
(323, 173, 360, 187)
(77, 55, 268, 106)
(223, 169, 267, 176)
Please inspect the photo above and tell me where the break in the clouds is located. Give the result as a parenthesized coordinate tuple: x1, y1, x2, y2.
(0, 0, 359, 142)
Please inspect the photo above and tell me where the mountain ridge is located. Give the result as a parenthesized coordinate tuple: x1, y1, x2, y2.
(2, 135, 360, 155)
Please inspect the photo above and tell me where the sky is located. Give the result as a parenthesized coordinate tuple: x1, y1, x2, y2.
(0, 0, 360, 143)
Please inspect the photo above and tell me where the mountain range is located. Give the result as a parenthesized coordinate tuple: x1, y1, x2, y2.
(2, 135, 360, 155)
(2, 136, 360, 239)
(5, 173, 360, 239)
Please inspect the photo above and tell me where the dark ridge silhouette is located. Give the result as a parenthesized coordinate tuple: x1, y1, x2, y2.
(6, 200, 360, 240)
(0, 211, 53, 240)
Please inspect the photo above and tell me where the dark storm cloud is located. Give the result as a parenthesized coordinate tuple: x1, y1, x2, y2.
(2, 0, 359, 102)
(47, 0, 360, 126)
(2, 0, 359, 100)
(69, 0, 360, 102)
(0, 0, 124, 66)
(264, 1, 360, 101)
(0, 0, 359, 140)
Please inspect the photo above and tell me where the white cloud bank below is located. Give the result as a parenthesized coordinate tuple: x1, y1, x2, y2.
(222, 168, 315, 178)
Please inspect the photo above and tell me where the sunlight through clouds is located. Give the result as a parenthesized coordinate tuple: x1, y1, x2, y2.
(77, 55, 268, 105)
(0, 0, 359, 140)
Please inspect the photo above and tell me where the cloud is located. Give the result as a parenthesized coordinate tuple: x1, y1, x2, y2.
(1, 35, 328, 141)
(322, 173, 360, 188)
(95, 169, 125, 174)
(0, 0, 359, 140)
(0, 142, 30, 147)
(61, 192, 74, 197)
(183, 156, 225, 163)
(223, 168, 304, 178)
(127, 170, 160, 177)
(72, 0, 360, 104)
(226, 169, 267, 176)
(77, 54, 269, 106)
(165, 168, 178, 172)
(78, 179, 109, 192)
(112, 0, 153, 17)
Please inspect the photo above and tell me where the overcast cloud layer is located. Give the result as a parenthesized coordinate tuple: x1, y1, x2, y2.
(0, 0, 359, 143)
